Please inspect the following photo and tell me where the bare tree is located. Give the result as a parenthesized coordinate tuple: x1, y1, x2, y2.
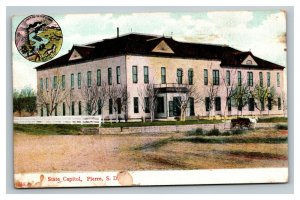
(231, 83, 252, 117)
(108, 84, 122, 122)
(252, 84, 269, 115)
(119, 84, 130, 122)
(205, 82, 219, 118)
(37, 70, 70, 116)
(175, 83, 204, 121)
(137, 83, 158, 122)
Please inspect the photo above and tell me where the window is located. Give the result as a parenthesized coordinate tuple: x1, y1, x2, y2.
(117, 98, 122, 114)
(46, 78, 48, 90)
(261, 99, 265, 111)
(226, 70, 230, 85)
(78, 101, 82, 115)
(213, 70, 219, 85)
(248, 98, 254, 111)
(108, 68, 112, 85)
(87, 102, 92, 115)
(62, 75, 65, 89)
(177, 68, 183, 84)
(189, 97, 195, 116)
(62, 102, 65, 116)
(205, 97, 210, 112)
(238, 99, 243, 111)
(133, 97, 139, 113)
(215, 97, 221, 111)
(97, 99, 102, 115)
(116, 66, 121, 84)
(53, 76, 57, 89)
(267, 97, 272, 110)
(144, 97, 150, 113)
(40, 78, 43, 90)
(132, 66, 138, 83)
(169, 101, 174, 117)
(267, 72, 271, 87)
(87, 71, 92, 87)
(238, 71, 242, 86)
(157, 97, 164, 113)
(54, 103, 58, 116)
(246, 60, 252, 65)
(109, 99, 113, 114)
(161, 67, 166, 84)
(188, 68, 193, 85)
(97, 69, 101, 86)
(173, 97, 181, 116)
(204, 69, 208, 85)
(71, 73, 74, 89)
(144, 66, 149, 84)
(71, 101, 75, 115)
(247, 72, 253, 86)
(40, 107, 43, 117)
(46, 104, 49, 116)
(78, 73, 81, 89)
(259, 72, 263, 87)
(227, 97, 231, 111)
(278, 98, 282, 110)
(277, 72, 280, 87)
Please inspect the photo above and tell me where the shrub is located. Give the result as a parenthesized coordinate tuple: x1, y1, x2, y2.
(231, 129, 245, 135)
(186, 128, 204, 136)
(276, 124, 288, 130)
(206, 128, 221, 136)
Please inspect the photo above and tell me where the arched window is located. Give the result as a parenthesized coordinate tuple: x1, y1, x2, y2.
(177, 68, 183, 84)
(246, 60, 252, 65)
(188, 68, 194, 85)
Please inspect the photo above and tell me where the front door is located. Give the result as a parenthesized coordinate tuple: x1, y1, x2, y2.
(173, 97, 181, 117)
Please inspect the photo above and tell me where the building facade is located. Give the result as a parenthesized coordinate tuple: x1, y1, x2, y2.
(36, 33, 286, 120)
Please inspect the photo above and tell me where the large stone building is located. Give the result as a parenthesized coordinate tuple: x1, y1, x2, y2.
(36, 33, 286, 120)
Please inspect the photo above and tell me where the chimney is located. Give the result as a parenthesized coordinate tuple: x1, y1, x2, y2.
(117, 27, 119, 37)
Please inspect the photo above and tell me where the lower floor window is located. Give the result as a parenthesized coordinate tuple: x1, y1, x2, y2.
(134, 97, 139, 113)
(268, 97, 273, 110)
(41, 107, 43, 117)
(215, 97, 221, 111)
(109, 99, 113, 114)
(157, 97, 164, 113)
(227, 97, 231, 112)
(117, 98, 122, 114)
(248, 98, 254, 111)
(169, 101, 174, 117)
(189, 97, 195, 116)
(205, 97, 210, 112)
(62, 103, 66, 116)
(278, 98, 282, 110)
(72, 102, 75, 115)
(78, 101, 82, 115)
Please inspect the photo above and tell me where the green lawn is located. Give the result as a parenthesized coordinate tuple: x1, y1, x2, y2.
(257, 117, 287, 123)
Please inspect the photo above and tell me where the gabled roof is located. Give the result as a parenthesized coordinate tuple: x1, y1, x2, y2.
(35, 33, 284, 70)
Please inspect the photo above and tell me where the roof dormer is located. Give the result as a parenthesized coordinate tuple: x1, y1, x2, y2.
(152, 40, 174, 54)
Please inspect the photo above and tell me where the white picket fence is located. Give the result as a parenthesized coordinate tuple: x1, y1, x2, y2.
(14, 116, 102, 126)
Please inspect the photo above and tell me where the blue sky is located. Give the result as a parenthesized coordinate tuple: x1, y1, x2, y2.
(12, 11, 286, 90)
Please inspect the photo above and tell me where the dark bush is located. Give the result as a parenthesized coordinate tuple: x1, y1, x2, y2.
(231, 129, 245, 135)
(186, 128, 204, 136)
(206, 128, 221, 136)
(276, 124, 288, 130)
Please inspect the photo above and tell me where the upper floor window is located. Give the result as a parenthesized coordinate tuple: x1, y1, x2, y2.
(204, 69, 208, 85)
(87, 71, 92, 87)
(78, 72, 81, 89)
(71, 73, 74, 89)
(246, 60, 252, 65)
(144, 66, 149, 84)
(226, 70, 230, 85)
(53, 76, 57, 89)
(188, 68, 193, 85)
(238, 71, 242, 86)
(259, 72, 263, 87)
(277, 72, 280, 87)
(212, 70, 219, 85)
(108, 68, 112, 85)
(132, 66, 138, 83)
(161, 67, 166, 84)
(177, 68, 183, 84)
(39, 78, 43, 90)
(46, 78, 48, 90)
(116, 66, 121, 84)
(97, 69, 101, 86)
(62, 75, 65, 90)
(267, 72, 271, 87)
(247, 72, 253, 86)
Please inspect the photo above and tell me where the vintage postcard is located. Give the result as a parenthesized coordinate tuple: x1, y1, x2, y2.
(12, 11, 288, 188)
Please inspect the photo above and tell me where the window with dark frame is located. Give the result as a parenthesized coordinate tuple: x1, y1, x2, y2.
(41, 107, 43, 117)
(238, 71, 242, 86)
(53, 76, 57, 89)
(40, 78, 43, 90)
(133, 97, 139, 113)
(46, 78, 48, 90)
(226, 70, 230, 85)
(62, 103, 65, 116)
(267, 97, 272, 110)
(215, 97, 221, 111)
(87, 71, 92, 87)
(169, 101, 174, 117)
(78, 101, 82, 115)
(205, 97, 210, 112)
(188, 68, 193, 85)
(157, 97, 164, 113)
(54, 103, 58, 116)
(117, 66, 121, 84)
(97, 69, 101, 86)
(108, 68, 112, 85)
(117, 98, 122, 114)
(71, 73, 74, 89)
(213, 70, 219, 85)
(109, 99, 113, 114)
(227, 97, 231, 111)
(132, 66, 138, 83)
(78, 73, 81, 89)
(144, 97, 150, 113)
(238, 99, 243, 111)
(71, 101, 75, 115)
(161, 67, 166, 84)
(62, 75, 65, 89)
(259, 72, 263, 87)
(247, 72, 253, 86)
(177, 68, 183, 84)
(204, 69, 208, 85)
(98, 99, 102, 115)
(267, 72, 271, 87)
(189, 97, 195, 116)
(278, 98, 282, 110)
(248, 98, 254, 111)
(277, 72, 280, 87)
(144, 66, 149, 84)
